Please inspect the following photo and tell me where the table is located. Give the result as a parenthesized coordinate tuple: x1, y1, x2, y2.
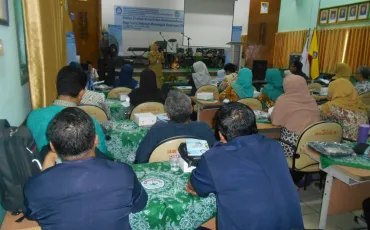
(161, 81, 190, 97)
(303, 146, 370, 229)
(107, 120, 149, 164)
(1, 162, 216, 230)
(105, 99, 132, 121)
(191, 98, 281, 139)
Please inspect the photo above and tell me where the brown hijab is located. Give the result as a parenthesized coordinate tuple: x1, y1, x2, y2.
(271, 75, 320, 134)
(332, 63, 352, 80)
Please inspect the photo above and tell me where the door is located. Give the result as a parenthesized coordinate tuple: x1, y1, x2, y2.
(68, 0, 101, 67)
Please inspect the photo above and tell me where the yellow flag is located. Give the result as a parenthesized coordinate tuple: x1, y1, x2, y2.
(308, 28, 319, 79)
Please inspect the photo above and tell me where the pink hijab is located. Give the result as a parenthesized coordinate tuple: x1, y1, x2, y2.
(271, 75, 320, 134)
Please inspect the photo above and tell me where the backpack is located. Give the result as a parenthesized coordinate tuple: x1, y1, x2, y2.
(0, 119, 42, 212)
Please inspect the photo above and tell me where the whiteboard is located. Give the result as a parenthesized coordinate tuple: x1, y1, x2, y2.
(183, 0, 234, 48)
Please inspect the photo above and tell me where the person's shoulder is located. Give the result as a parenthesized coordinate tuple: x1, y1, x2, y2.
(96, 158, 135, 174)
(27, 106, 61, 122)
(149, 120, 168, 130)
(191, 121, 212, 130)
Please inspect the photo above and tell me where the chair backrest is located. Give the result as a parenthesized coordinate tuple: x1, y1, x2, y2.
(107, 87, 132, 99)
(238, 98, 263, 110)
(196, 85, 219, 98)
(149, 136, 198, 163)
(130, 102, 165, 120)
(293, 121, 343, 171)
(359, 92, 370, 118)
(78, 105, 108, 122)
(307, 83, 323, 91)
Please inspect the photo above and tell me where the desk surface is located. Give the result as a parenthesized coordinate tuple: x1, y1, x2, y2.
(191, 97, 222, 106)
(257, 123, 280, 130)
(312, 95, 327, 101)
(303, 146, 370, 181)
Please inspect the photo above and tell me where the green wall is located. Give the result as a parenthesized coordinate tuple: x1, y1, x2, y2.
(278, 0, 370, 32)
(0, 0, 31, 126)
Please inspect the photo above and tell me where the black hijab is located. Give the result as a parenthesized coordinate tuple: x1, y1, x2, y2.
(129, 69, 164, 106)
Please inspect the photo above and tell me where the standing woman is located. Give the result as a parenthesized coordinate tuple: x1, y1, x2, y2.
(257, 68, 284, 110)
(148, 42, 165, 89)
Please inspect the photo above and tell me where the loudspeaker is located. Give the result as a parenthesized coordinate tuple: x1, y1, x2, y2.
(252, 60, 268, 81)
(182, 56, 194, 68)
(202, 57, 212, 67)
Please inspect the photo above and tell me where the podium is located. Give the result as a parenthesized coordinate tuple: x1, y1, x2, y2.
(226, 42, 245, 70)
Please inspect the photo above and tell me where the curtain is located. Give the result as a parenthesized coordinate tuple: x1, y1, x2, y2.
(272, 30, 308, 69)
(22, 0, 73, 109)
(344, 26, 370, 72)
(317, 28, 347, 74)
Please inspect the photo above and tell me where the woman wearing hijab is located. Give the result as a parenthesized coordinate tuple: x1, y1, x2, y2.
(114, 64, 138, 89)
(128, 69, 164, 107)
(320, 78, 368, 141)
(331, 63, 352, 82)
(257, 68, 284, 110)
(271, 75, 320, 157)
(191, 61, 212, 89)
(219, 68, 254, 102)
(148, 42, 164, 89)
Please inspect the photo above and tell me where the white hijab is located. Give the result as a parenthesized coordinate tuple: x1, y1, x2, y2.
(192, 61, 212, 89)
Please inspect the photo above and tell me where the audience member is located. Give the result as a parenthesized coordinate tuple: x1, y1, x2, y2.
(135, 90, 215, 163)
(271, 75, 320, 158)
(290, 60, 308, 80)
(187, 102, 304, 230)
(257, 68, 284, 110)
(320, 78, 368, 141)
(27, 66, 107, 154)
(216, 69, 226, 83)
(332, 62, 352, 81)
(354, 66, 370, 94)
(219, 63, 238, 90)
(219, 68, 253, 102)
(128, 69, 164, 107)
(148, 42, 164, 88)
(114, 64, 138, 89)
(189, 61, 212, 94)
(87, 61, 99, 82)
(23, 108, 147, 230)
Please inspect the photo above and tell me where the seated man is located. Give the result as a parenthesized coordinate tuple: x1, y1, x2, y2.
(23, 108, 148, 230)
(27, 66, 107, 154)
(135, 90, 216, 163)
(187, 102, 304, 230)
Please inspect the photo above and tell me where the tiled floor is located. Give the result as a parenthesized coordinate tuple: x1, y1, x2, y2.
(299, 184, 368, 230)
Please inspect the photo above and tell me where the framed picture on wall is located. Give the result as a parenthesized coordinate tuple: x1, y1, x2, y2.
(338, 7, 347, 22)
(358, 3, 369, 20)
(348, 5, 358, 21)
(0, 0, 9, 26)
(320, 10, 329, 24)
(329, 8, 338, 23)
(260, 2, 269, 14)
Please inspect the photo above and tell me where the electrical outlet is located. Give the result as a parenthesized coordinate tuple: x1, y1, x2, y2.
(0, 40, 4, 56)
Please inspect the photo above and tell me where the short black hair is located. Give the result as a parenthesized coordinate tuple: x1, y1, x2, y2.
(215, 102, 258, 141)
(57, 66, 87, 97)
(165, 90, 192, 123)
(293, 60, 303, 71)
(224, 63, 236, 73)
(47, 107, 96, 158)
(357, 66, 370, 79)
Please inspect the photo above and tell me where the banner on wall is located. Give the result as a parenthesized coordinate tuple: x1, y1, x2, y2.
(66, 32, 77, 64)
(231, 26, 242, 42)
(114, 6, 184, 32)
(108, 24, 123, 56)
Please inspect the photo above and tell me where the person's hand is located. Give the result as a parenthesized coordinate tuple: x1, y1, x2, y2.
(42, 151, 58, 171)
(185, 183, 198, 196)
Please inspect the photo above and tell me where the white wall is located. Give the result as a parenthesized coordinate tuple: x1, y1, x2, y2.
(102, 0, 250, 55)
(0, 0, 31, 126)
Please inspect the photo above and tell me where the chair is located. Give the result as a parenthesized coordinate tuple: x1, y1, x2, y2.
(238, 98, 263, 110)
(286, 121, 343, 189)
(149, 136, 198, 163)
(107, 87, 132, 99)
(78, 105, 108, 122)
(196, 85, 219, 99)
(359, 92, 370, 118)
(307, 83, 323, 91)
(130, 102, 165, 120)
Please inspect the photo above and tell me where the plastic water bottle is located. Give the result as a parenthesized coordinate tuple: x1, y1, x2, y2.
(170, 156, 180, 172)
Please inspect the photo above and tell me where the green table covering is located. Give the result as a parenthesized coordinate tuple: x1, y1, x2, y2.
(105, 99, 132, 121)
(161, 81, 190, 97)
(107, 120, 149, 164)
(320, 141, 370, 170)
(129, 162, 216, 229)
